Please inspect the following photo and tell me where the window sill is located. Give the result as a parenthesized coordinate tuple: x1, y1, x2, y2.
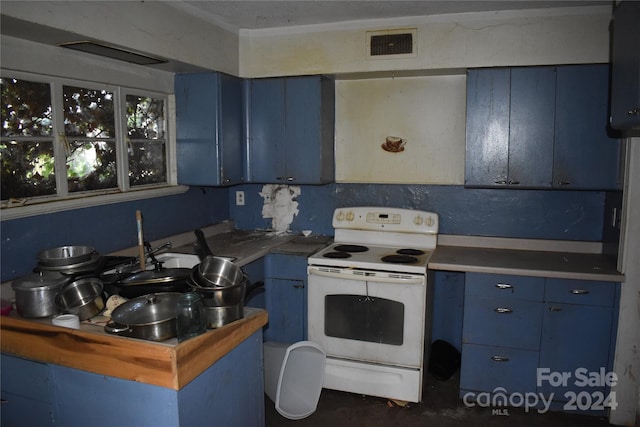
(0, 185, 189, 221)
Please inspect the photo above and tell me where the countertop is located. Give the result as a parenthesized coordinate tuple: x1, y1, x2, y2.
(0, 307, 267, 390)
(429, 245, 624, 282)
(105, 221, 332, 268)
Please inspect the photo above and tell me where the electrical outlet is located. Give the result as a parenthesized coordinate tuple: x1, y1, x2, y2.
(235, 191, 245, 206)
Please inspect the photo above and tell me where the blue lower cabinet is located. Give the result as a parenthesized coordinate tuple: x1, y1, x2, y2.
(263, 253, 308, 343)
(459, 272, 619, 416)
(1, 355, 56, 427)
(460, 343, 539, 395)
(463, 296, 543, 351)
(1, 331, 264, 427)
(538, 278, 618, 409)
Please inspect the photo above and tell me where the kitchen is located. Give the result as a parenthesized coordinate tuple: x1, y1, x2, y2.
(1, 1, 639, 426)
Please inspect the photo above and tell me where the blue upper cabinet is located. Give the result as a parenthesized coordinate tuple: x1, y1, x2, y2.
(509, 67, 556, 187)
(466, 65, 621, 190)
(610, 1, 640, 134)
(248, 75, 335, 184)
(175, 72, 244, 186)
(465, 67, 510, 187)
(555, 65, 621, 190)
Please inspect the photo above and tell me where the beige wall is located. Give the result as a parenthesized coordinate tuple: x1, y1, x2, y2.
(239, 6, 612, 78)
(335, 74, 466, 184)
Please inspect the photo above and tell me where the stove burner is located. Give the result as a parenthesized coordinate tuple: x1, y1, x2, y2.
(396, 248, 425, 256)
(323, 251, 352, 259)
(381, 254, 418, 264)
(334, 244, 369, 253)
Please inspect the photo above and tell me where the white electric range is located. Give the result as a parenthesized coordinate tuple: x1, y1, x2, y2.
(307, 206, 439, 402)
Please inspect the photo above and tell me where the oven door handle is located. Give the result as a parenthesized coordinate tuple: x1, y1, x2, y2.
(308, 266, 425, 284)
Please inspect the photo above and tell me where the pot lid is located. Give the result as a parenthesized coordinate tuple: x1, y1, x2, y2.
(119, 268, 190, 286)
(110, 292, 181, 326)
(11, 271, 71, 291)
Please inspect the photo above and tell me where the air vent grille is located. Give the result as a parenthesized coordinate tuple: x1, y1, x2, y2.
(367, 29, 417, 59)
(370, 33, 413, 56)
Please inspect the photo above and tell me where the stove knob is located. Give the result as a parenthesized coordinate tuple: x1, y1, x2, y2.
(426, 216, 433, 227)
(336, 211, 345, 221)
(346, 211, 355, 221)
(414, 216, 424, 225)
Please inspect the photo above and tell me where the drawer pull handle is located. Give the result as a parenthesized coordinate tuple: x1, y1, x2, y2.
(549, 306, 562, 312)
(570, 289, 589, 295)
(494, 307, 513, 314)
(495, 283, 513, 290)
(293, 284, 304, 289)
(491, 355, 509, 362)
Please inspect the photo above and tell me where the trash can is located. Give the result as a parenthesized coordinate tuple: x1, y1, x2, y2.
(263, 341, 326, 420)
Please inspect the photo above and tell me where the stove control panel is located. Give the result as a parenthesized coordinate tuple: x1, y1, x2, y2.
(366, 212, 401, 224)
(333, 207, 438, 234)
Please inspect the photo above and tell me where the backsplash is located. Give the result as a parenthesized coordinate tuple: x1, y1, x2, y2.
(230, 183, 608, 241)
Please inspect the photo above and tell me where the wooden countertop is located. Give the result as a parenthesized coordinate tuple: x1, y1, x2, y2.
(429, 245, 624, 282)
(0, 308, 267, 390)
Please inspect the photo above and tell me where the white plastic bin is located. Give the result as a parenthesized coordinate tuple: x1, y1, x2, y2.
(263, 340, 326, 420)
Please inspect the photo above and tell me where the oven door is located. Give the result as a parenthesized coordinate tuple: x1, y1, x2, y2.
(307, 266, 427, 368)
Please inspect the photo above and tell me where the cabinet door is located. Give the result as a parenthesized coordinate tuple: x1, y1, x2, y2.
(248, 78, 286, 182)
(555, 65, 621, 190)
(539, 303, 614, 400)
(285, 76, 334, 184)
(264, 277, 306, 342)
(465, 68, 510, 187)
(509, 67, 555, 188)
(219, 73, 244, 184)
(610, 1, 640, 132)
(0, 355, 56, 427)
(175, 72, 243, 186)
(249, 76, 335, 184)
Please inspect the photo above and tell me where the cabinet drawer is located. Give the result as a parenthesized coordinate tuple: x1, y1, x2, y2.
(463, 296, 543, 350)
(544, 279, 616, 306)
(460, 343, 539, 394)
(466, 273, 544, 301)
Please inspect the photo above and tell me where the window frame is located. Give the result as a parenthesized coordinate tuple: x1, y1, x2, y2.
(1, 70, 185, 221)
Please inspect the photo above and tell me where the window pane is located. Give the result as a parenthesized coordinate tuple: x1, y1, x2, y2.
(1, 77, 53, 137)
(1, 139, 56, 199)
(126, 95, 165, 139)
(126, 95, 167, 186)
(67, 139, 117, 192)
(128, 140, 167, 186)
(63, 86, 114, 138)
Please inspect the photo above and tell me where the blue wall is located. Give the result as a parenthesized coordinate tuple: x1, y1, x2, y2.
(1, 187, 229, 281)
(230, 183, 607, 241)
(2, 182, 609, 282)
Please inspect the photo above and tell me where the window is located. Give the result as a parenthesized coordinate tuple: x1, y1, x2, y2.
(1, 74, 175, 214)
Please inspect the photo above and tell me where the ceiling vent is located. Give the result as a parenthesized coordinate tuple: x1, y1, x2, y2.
(367, 29, 417, 59)
(58, 41, 168, 66)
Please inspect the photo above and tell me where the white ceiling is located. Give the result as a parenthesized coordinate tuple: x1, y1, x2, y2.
(165, 0, 612, 30)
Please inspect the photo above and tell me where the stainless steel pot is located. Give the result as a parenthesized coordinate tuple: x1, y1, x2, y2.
(104, 292, 181, 341)
(203, 304, 243, 329)
(197, 256, 244, 288)
(55, 278, 105, 321)
(188, 271, 249, 306)
(11, 271, 72, 317)
(37, 245, 95, 267)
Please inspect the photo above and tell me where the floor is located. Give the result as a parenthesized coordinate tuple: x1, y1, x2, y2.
(264, 371, 613, 427)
